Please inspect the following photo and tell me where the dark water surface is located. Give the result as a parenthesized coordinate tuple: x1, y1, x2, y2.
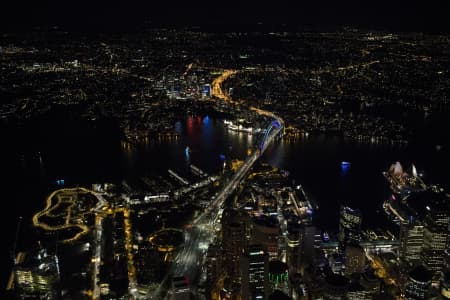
(1, 114, 449, 290)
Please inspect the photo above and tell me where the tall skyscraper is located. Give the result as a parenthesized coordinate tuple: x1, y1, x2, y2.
(286, 232, 303, 274)
(302, 225, 321, 266)
(251, 216, 280, 260)
(399, 220, 424, 266)
(420, 199, 450, 281)
(338, 206, 362, 248)
(221, 209, 249, 279)
(203, 84, 211, 97)
(205, 241, 222, 293)
(240, 245, 269, 300)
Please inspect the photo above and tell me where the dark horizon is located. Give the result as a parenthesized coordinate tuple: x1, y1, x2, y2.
(1, 1, 449, 33)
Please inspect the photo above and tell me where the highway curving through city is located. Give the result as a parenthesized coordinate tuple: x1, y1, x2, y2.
(148, 69, 284, 299)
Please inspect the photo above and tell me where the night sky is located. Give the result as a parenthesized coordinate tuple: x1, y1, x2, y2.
(1, 0, 449, 32)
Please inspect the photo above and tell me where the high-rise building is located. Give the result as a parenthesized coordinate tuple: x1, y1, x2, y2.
(14, 249, 60, 300)
(399, 220, 424, 266)
(338, 206, 362, 248)
(286, 232, 303, 274)
(252, 216, 280, 260)
(302, 225, 321, 266)
(345, 244, 366, 276)
(203, 84, 211, 97)
(221, 209, 248, 280)
(205, 242, 222, 291)
(240, 245, 269, 300)
(420, 200, 450, 281)
(404, 265, 431, 300)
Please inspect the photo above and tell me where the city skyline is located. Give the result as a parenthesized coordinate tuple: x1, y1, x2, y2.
(1, 11, 450, 300)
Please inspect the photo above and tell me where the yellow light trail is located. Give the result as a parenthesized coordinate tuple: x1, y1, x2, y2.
(32, 188, 99, 243)
(115, 207, 138, 299)
(211, 69, 237, 102)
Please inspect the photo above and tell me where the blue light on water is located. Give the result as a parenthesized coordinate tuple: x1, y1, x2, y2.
(341, 161, 351, 174)
(185, 146, 190, 160)
(219, 154, 226, 160)
(175, 121, 182, 135)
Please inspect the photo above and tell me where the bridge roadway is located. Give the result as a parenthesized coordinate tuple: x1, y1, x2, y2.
(193, 110, 284, 227)
(146, 116, 282, 300)
(147, 68, 284, 299)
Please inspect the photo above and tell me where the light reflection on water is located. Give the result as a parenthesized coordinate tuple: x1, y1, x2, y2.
(119, 116, 450, 230)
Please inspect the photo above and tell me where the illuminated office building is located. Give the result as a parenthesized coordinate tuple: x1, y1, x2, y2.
(205, 242, 222, 291)
(222, 209, 249, 280)
(420, 200, 450, 281)
(286, 232, 303, 274)
(338, 206, 362, 248)
(14, 249, 60, 300)
(241, 245, 269, 300)
(252, 216, 280, 260)
(399, 220, 424, 265)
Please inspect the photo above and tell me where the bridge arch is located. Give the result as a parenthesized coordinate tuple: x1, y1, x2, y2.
(259, 120, 282, 151)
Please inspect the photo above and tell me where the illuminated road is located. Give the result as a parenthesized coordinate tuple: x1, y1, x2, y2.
(211, 69, 237, 103)
(124, 208, 139, 299)
(92, 214, 103, 300)
(31, 187, 109, 299)
(32, 188, 95, 243)
(90, 191, 108, 300)
(167, 120, 281, 299)
(366, 252, 400, 289)
(148, 69, 283, 299)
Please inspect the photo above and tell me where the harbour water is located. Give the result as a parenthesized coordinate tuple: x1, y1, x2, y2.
(1, 113, 449, 289)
